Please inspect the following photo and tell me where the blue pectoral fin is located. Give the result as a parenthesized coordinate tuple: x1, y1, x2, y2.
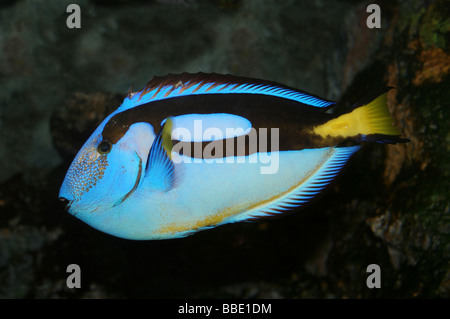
(144, 118, 177, 192)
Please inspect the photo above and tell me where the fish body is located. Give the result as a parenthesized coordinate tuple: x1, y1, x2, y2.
(59, 73, 407, 240)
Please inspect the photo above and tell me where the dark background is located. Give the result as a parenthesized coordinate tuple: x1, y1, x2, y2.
(0, 0, 448, 298)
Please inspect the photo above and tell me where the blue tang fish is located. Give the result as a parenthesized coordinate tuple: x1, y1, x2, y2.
(59, 73, 408, 240)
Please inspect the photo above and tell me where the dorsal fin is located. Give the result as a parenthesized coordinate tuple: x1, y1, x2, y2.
(119, 73, 336, 111)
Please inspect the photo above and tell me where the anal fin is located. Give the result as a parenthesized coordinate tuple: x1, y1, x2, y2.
(230, 146, 361, 223)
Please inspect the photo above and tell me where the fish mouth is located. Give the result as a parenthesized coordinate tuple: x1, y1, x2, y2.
(59, 197, 73, 212)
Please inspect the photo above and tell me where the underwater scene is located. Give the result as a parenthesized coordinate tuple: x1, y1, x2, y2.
(0, 0, 449, 300)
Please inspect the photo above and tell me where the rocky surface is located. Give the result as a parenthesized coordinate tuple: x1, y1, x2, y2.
(0, 0, 448, 298)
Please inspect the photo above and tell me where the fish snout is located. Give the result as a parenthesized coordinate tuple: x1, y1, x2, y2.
(59, 197, 73, 212)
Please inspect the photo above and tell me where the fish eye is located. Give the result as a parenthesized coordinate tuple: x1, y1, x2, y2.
(97, 139, 112, 155)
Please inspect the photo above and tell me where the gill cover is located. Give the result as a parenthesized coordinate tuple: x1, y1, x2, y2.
(59, 122, 154, 214)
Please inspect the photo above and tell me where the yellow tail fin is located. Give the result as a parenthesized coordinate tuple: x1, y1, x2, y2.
(313, 92, 400, 139)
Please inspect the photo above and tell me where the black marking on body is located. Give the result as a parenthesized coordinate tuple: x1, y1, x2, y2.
(101, 93, 346, 157)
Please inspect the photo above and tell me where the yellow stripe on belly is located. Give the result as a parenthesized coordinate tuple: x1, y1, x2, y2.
(155, 204, 244, 237)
